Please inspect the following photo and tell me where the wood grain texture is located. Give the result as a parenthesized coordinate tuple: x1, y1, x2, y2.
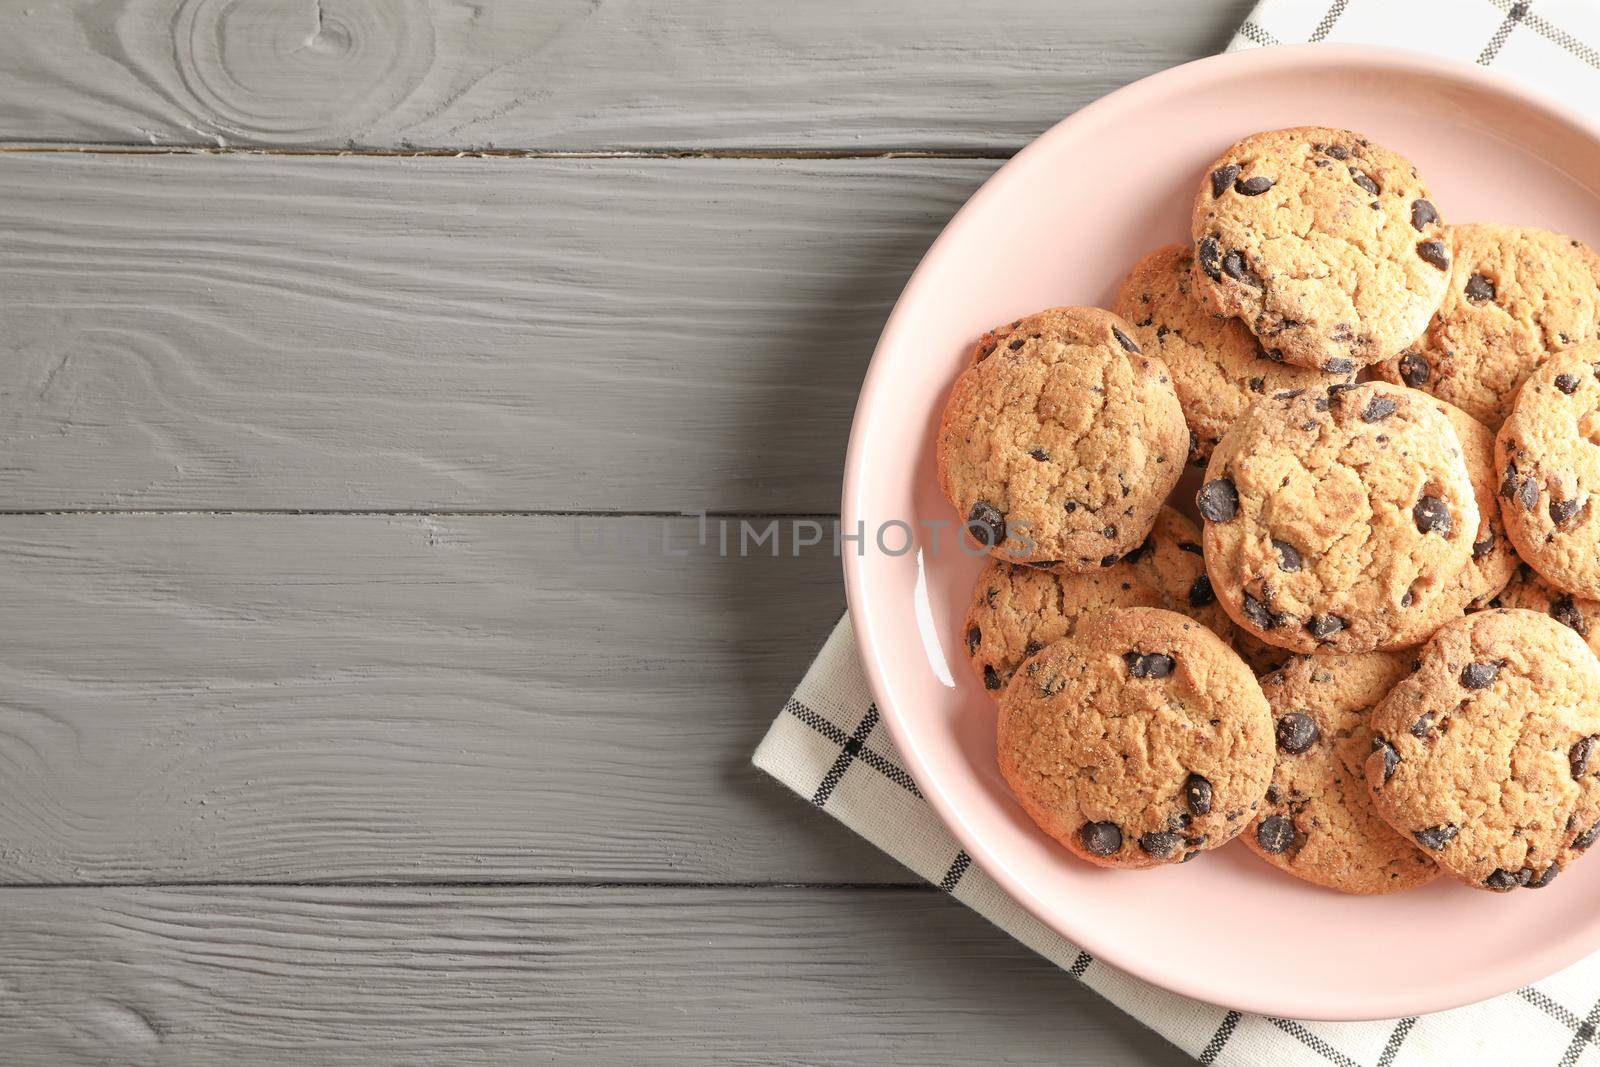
(0, 513, 912, 884)
(0, 0, 1253, 151)
(0, 151, 995, 512)
(0, 884, 1188, 1066)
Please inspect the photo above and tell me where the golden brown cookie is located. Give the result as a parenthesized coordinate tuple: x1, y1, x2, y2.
(939, 307, 1187, 568)
(1367, 609, 1600, 892)
(1112, 243, 1351, 462)
(1192, 127, 1449, 371)
(963, 508, 1232, 695)
(1490, 563, 1600, 659)
(996, 607, 1272, 869)
(1425, 399, 1518, 613)
(1246, 653, 1437, 894)
(1373, 224, 1600, 427)
(1200, 382, 1479, 653)
(1497, 343, 1600, 599)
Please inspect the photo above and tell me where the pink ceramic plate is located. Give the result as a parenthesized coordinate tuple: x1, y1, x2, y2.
(843, 44, 1600, 1021)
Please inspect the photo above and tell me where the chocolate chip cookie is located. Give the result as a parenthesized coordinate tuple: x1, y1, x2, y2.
(1112, 243, 1351, 461)
(996, 607, 1273, 869)
(1247, 653, 1437, 894)
(939, 307, 1188, 567)
(1427, 399, 1518, 612)
(964, 507, 1232, 695)
(1491, 563, 1600, 660)
(1373, 224, 1600, 427)
(1200, 381, 1479, 653)
(1497, 343, 1600, 599)
(1192, 127, 1449, 371)
(1367, 609, 1600, 892)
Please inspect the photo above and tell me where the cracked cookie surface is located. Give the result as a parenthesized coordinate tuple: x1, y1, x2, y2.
(1200, 381, 1479, 654)
(996, 607, 1272, 869)
(1246, 652, 1437, 894)
(1373, 224, 1600, 427)
(1191, 126, 1449, 371)
(1366, 609, 1600, 892)
(1113, 243, 1351, 462)
(963, 508, 1233, 696)
(1496, 342, 1600, 599)
(939, 307, 1187, 567)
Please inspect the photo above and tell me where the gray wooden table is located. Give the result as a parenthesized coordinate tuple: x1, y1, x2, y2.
(0, 2, 1254, 1062)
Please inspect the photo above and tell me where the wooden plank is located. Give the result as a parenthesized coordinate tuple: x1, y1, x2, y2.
(0, 513, 915, 884)
(0, 151, 994, 512)
(0, 884, 1188, 1066)
(0, 0, 1253, 151)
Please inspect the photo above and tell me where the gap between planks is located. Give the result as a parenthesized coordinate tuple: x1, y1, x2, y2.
(0, 142, 1010, 161)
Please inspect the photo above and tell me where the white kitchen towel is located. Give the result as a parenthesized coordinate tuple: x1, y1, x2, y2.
(753, 3, 1600, 1064)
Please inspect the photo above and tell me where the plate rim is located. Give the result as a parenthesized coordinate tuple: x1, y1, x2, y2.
(841, 41, 1600, 1021)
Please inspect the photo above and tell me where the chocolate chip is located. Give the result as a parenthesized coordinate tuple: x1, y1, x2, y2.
(1112, 326, 1140, 353)
(1349, 167, 1380, 195)
(1362, 395, 1399, 422)
(1264, 539, 1301, 573)
(1210, 164, 1241, 198)
(1323, 144, 1351, 161)
(1274, 388, 1304, 400)
(1410, 198, 1439, 231)
(1410, 712, 1436, 739)
(1139, 831, 1182, 859)
(1473, 535, 1495, 559)
(1099, 554, 1118, 567)
(1235, 175, 1275, 196)
(1256, 816, 1295, 854)
(1198, 236, 1222, 280)
(1276, 712, 1320, 754)
(1418, 240, 1450, 270)
(1242, 593, 1279, 631)
(1556, 373, 1582, 394)
(1527, 864, 1560, 889)
(1028, 447, 1050, 462)
(1485, 868, 1519, 892)
(1323, 357, 1355, 375)
(1184, 773, 1213, 816)
(1413, 495, 1452, 536)
(1188, 574, 1215, 608)
(967, 501, 1006, 547)
(1397, 353, 1430, 387)
(1572, 735, 1599, 778)
(1501, 460, 1539, 511)
(1146, 653, 1175, 679)
(1576, 820, 1600, 851)
(1196, 478, 1239, 522)
(1400, 588, 1415, 608)
(1553, 595, 1590, 637)
(1249, 376, 1264, 393)
(1081, 821, 1122, 856)
(1460, 661, 1501, 689)
(1465, 273, 1496, 303)
(966, 627, 981, 654)
(1305, 614, 1345, 641)
(1373, 737, 1401, 783)
(1413, 824, 1457, 850)
(983, 665, 1001, 690)
(1222, 250, 1264, 288)
(1124, 651, 1175, 679)
(1006, 337, 1025, 352)
(1551, 497, 1582, 527)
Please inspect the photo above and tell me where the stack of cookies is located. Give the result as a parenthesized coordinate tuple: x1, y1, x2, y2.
(939, 125, 1600, 895)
